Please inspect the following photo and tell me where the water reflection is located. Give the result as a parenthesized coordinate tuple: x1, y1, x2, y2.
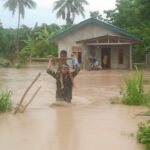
(55, 108, 78, 150)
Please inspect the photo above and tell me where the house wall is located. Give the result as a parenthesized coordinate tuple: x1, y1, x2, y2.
(87, 45, 130, 70)
(110, 45, 130, 69)
(57, 23, 122, 57)
(57, 23, 131, 69)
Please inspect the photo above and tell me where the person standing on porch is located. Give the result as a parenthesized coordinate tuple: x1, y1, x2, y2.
(71, 53, 78, 69)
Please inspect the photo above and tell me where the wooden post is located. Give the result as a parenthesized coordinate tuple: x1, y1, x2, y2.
(14, 72, 41, 114)
(22, 86, 42, 113)
(83, 45, 89, 70)
(129, 45, 133, 70)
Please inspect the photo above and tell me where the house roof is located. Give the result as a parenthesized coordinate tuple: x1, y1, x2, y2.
(76, 34, 135, 43)
(49, 18, 141, 42)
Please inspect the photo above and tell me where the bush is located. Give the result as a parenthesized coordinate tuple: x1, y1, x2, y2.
(0, 57, 10, 67)
(17, 49, 30, 65)
(121, 67, 145, 105)
(15, 49, 30, 68)
(0, 90, 12, 113)
(137, 121, 150, 150)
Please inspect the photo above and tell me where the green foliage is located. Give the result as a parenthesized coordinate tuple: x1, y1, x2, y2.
(18, 24, 59, 63)
(0, 22, 61, 65)
(0, 90, 12, 113)
(17, 48, 30, 66)
(14, 24, 60, 67)
(121, 67, 150, 106)
(90, 11, 104, 20)
(0, 22, 17, 60)
(137, 121, 150, 150)
(104, 0, 150, 62)
(0, 57, 10, 67)
(144, 93, 150, 110)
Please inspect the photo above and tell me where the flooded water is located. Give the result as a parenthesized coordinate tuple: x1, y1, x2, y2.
(0, 63, 149, 150)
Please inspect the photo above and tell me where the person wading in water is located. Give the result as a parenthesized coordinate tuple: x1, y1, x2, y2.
(47, 56, 80, 103)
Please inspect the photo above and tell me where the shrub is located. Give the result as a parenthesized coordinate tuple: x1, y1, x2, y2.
(121, 67, 145, 105)
(137, 121, 150, 150)
(0, 57, 10, 67)
(144, 92, 150, 111)
(0, 90, 12, 113)
(17, 49, 30, 65)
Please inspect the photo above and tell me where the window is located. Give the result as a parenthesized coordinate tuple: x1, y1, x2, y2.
(118, 50, 124, 64)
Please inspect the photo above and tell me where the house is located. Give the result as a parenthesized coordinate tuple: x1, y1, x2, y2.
(50, 18, 140, 70)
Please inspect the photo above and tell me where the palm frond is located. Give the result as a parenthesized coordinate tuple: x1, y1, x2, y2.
(53, 0, 88, 24)
(23, 0, 36, 9)
(53, 0, 65, 11)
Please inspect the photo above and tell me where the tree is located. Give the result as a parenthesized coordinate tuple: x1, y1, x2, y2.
(3, 0, 36, 52)
(0, 22, 16, 59)
(104, 0, 150, 62)
(53, 0, 88, 25)
(90, 11, 103, 20)
(18, 23, 60, 64)
(0, 21, 4, 56)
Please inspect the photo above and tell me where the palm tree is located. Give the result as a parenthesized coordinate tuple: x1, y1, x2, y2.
(53, 0, 88, 25)
(3, 0, 36, 52)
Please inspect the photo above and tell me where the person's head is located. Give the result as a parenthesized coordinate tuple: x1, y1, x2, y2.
(60, 50, 67, 58)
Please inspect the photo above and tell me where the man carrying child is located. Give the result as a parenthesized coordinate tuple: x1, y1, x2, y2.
(47, 50, 80, 103)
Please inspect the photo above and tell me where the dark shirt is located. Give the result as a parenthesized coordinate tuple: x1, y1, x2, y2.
(47, 68, 79, 102)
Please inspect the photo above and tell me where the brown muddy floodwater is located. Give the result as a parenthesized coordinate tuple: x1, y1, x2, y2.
(0, 63, 149, 150)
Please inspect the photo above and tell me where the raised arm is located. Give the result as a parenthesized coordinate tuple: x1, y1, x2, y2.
(46, 57, 57, 79)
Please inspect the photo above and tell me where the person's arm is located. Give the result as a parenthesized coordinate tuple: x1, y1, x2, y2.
(46, 57, 57, 79)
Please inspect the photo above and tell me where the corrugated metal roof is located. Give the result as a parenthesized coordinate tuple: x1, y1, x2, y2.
(49, 18, 141, 42)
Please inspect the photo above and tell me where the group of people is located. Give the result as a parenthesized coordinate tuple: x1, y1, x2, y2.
(47, 50, 79, 103)
(88, 54, 102, 70)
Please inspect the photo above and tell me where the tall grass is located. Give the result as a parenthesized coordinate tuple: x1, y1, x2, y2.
(121, 67, 150, 106)
(0, 90, 12, 113)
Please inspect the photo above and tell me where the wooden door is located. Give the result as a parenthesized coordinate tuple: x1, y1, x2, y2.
(101, 48, 111, 69)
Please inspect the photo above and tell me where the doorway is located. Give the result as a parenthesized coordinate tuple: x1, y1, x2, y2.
(101, 48, 111, 69)
(72, 46, 82, 64)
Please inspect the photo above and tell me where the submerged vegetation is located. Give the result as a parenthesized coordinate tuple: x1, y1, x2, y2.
(0, 90, 12, 113)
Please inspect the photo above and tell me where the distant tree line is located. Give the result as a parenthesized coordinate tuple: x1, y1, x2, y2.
(0, 22, 61, 60)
